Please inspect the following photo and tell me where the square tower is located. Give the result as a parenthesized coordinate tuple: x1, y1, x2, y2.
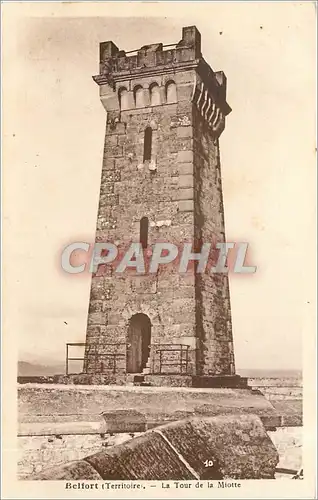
(85, 26, 239, 386)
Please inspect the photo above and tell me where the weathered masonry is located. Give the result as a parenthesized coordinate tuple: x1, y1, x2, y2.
(83, 26, 241, 387)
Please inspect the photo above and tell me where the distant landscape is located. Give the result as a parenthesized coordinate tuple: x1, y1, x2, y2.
(18, 361, 65, 377)
(18, 360, 302, 379)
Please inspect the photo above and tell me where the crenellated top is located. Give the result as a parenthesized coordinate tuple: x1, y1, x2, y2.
(93, 26, 231, 134)
(98, 26, 202, 77)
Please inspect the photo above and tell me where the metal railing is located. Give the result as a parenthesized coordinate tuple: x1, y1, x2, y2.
(66, 342, 125, 375)
(66, 342, 194, 376)
(152, 344, 192, 375)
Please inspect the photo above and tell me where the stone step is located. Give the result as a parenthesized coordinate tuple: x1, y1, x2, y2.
(133, 374, 145, 386)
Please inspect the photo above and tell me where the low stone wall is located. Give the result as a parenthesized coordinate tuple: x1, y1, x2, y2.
(18, 433, 138, 478)
(27, 414, 279, 480)
(247, 378, 302, 426)
(247, 377, 302, 399)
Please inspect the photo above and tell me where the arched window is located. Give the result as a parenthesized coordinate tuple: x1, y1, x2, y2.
(118, 87, 129, 110)
(166, 81, 177, 103)
(143, 126, 152, 162)
(150, 83, 161, 106)
(140, 217, 149, 249)
(134, 85, 144, 108)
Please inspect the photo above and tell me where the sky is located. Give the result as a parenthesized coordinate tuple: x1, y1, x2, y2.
(3, 2, 316, 370)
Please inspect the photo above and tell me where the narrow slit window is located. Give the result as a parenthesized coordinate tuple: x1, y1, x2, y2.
(143, 127, 152, 162)
(140, 217, 149, 249)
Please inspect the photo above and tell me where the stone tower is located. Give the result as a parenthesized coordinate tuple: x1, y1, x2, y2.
(85, 26, 240, 387)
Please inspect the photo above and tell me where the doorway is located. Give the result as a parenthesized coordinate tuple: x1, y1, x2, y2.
(126, 313, 151, 373)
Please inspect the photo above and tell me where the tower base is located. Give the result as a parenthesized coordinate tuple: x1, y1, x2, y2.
(141, 374, 248, 388)
(192, 375, 248, 388)
(18, 373, 248, 389)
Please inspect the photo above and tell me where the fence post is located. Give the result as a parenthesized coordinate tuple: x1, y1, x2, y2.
(65, 344, 69, 376)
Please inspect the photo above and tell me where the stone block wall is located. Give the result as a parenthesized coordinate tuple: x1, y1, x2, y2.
(86, 73, 199, 374)
(18, 433, 136, 478)
(192, 103, 234, 376)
